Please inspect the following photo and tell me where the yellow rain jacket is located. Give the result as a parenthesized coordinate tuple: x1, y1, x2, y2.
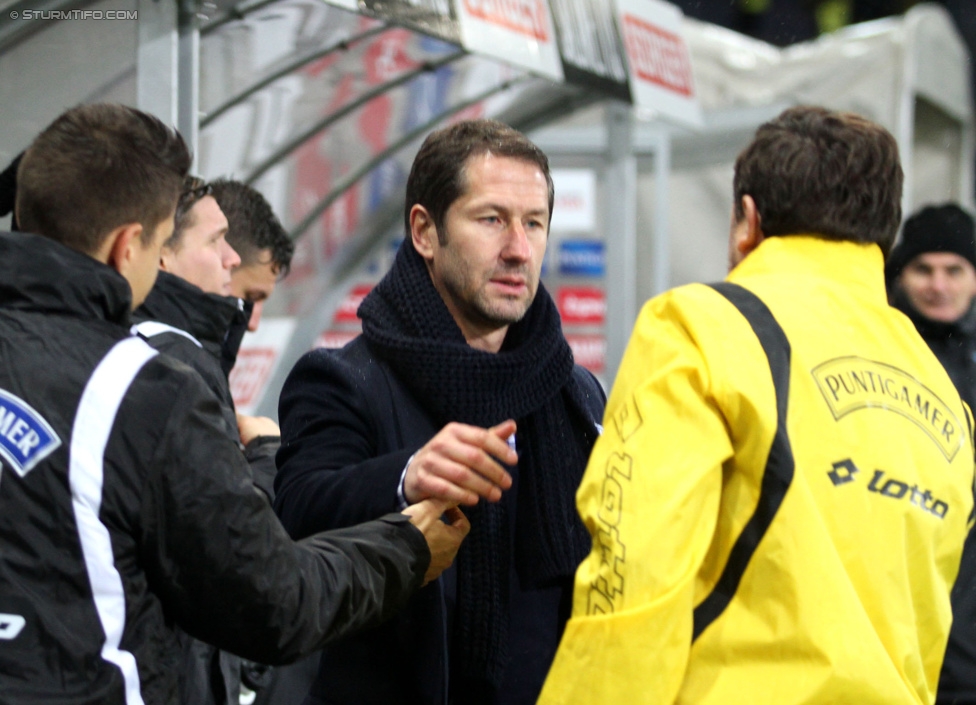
(539, 236, 975, 705)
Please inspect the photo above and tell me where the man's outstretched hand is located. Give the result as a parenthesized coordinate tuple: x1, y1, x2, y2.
(403, 420, 517, 506)
(401, 499, 470, 585)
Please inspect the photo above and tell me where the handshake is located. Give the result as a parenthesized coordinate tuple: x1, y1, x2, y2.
(399, 420, 518, 584)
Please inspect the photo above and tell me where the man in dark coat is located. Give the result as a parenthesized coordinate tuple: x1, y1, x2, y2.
(886, 203, 976, 705)
(0, 102, 468, 705)
(274, 119, 606, 705)
(887, 204, 976, 411)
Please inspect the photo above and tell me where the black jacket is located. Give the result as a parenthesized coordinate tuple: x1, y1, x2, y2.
(892, 290, 976, 413)
(275, 337, 605, 704)
(0, 231, 429, 704)
(891, 290, 976, 704)
(133, 271, 245, 439)
(133, 271, 276, 705)
(132, 271, 278, 500)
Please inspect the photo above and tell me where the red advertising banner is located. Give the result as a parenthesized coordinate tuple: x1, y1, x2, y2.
(621, 12, 694, 96)
(229, 348, 277, 410)
(315, 329, 360, 349)
(566, 334, 606, 373)
(612, 0, 701, 126)
(456, 0, 563, 80)
(557, 286, 606, 325)
(228, 318, 296, 413)
(333, 284, 374, 323)
(462, 0, 551, 41)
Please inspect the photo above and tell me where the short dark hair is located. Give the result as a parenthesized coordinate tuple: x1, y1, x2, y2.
(16, 103, 190, 254)
(733, 106, 903, 256)
(404, 119, 554, 243)
(167, 175, 212, 250)
(210, 178, 294, 277)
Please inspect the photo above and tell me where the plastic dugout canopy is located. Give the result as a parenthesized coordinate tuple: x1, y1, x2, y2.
(188, 0, 704, 415)
(192, 0, 695, 320)
(0, 0, 664, 285)
(0, 0, 970, 412)
(227, 2, 973, 417)
(642, 3, 975, 301)
(0, 0, 702, 417)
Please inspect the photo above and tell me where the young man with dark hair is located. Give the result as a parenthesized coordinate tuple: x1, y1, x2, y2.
(0, 103, 468, 704)
(210, 178, 294, 333)
(274, 118, 606, 704)
(539, 106, 975, 705)
(132, 175, 274, 705)
(133, 177, 245, 439)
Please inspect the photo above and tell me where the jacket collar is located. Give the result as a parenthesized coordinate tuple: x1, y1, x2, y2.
(0, 230, 132, 325)
(890, 286, 976, 340)
(133, 270, 244, 355)
(729, 234, 887, 306)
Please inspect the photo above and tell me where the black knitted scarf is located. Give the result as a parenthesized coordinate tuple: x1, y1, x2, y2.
(359, 240, 597, 687)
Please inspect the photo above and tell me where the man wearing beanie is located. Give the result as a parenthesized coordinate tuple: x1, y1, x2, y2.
(887, 204, 976, 705)
(887, 204, 976, 411)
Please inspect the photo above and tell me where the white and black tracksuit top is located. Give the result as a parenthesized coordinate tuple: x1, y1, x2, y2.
(0, 231, 429, 704)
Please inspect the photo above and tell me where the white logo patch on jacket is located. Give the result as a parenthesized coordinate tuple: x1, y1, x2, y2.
(0, 388, 61, 477)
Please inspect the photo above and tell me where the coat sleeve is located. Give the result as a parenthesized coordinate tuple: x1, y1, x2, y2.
(538, 291, 733, 704)
(274, 347, 418, 539)
(129, 363, 429, 665)
(244, 435, 280, 503)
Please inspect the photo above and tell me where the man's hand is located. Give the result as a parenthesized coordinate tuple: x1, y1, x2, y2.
(404, 420, 517, 506)
(402, 499, 471, 585)
(236, 413, 280, 445)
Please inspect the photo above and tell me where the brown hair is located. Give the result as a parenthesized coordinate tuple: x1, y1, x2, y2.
(733, 106, 903, 256)
(166, 175, 212, 250)
(211, 178, 294, 276)
(16, 103, 190, 254)
(405, 119, 554, 243)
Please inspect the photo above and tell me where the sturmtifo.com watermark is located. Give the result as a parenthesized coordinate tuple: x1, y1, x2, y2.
(9, 9, 138, 19)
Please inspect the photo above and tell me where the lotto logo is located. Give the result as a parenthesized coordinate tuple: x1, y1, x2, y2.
(827, 457, 949, 519)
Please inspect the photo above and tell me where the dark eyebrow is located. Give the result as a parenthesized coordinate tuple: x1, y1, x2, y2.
(473, 201, 548, 215)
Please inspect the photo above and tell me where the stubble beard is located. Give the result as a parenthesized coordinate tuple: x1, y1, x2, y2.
(445, 268, 536, 329)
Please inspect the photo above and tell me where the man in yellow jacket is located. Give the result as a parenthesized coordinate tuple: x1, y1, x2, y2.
(539, 106, 976, 705)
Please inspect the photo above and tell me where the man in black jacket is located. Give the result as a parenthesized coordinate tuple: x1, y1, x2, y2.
(211, 177, 294, 335)
(887, 204, 976, 411)
(888, 204, 976, 705)
(275, 119, 606, 705)
(0, 103, 468, 705)
(133, 178, 249, 445)
(132, 176, 279, 705)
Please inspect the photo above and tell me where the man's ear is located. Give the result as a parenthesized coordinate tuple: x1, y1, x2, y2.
(158, 241, 176, 271)
(410, 204, 437, 261)
(734, 195, 764, 258)
(97, 222, 144, 273)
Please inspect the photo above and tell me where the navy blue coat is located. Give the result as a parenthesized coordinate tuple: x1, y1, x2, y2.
(275, 336, 605, 705)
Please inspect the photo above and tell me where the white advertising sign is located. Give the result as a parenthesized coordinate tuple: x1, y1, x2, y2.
(229, 317, 297, 415)
(550, 169, 596, 232)
(612, 0, 702, 127)
(456, 0, 564, 81)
